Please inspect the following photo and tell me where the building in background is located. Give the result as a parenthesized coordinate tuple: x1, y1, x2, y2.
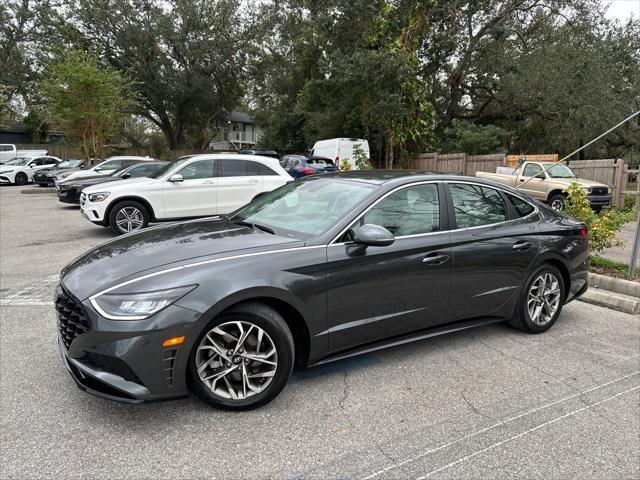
(209, 111, 263, 151)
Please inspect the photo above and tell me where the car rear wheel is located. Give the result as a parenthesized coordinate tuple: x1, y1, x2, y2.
(15, 172, 28, 186)
(509, 264, 565, 333)
(108, 200, 149, 235)
(188, 302, 294, 411)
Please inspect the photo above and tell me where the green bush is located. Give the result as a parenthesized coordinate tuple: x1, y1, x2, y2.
(353, 143, 372, 169)
(563, 182, 633, 253)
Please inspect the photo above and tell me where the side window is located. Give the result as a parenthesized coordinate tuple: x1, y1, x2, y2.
(177, 159, 215, 179)
(0, 145, 12, 152)
(505, 193, 535, 218)
(45, 157, 58, 165)
(449, 183, 508, 229)
(523, 163, 543, 178)
(342, 184, 440, 240)
(220, 159, 248, 177)
(247, 161, 278, 176)
(121, 159, 142, 168)
(99, 160, 122, 170)
(30, 158, 43, 166)
(126, 165, 150, 178)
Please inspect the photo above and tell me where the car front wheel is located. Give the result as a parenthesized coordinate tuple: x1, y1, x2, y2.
(108, 200, 149, 235)
(510, 264, 565, 333)
(188, 302, 294, 411)
(548, 193, 565, 211)
(14, 172, 28, 185)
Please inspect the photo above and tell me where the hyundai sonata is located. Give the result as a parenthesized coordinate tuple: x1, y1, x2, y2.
(56, 172, 589, 410)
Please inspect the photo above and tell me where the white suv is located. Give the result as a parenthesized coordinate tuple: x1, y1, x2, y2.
(81, 154, 293, 234)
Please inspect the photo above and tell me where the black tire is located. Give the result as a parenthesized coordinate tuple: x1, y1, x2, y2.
(108, 200, 149, 235)
(37, 182, 49, 187)
(14, 172, 28, 186)
(592, 206, 603, 213)
(548, 193, 565, 211)
(188, 302, 295, 411)
(509, 264, 565, 333)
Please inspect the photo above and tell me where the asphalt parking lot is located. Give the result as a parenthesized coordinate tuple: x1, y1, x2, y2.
(1, 185, 639, 479)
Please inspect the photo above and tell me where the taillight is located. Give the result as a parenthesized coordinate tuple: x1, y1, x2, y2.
(335, 156, 340, 163)
(297, 167, 316, 175)
(580, 227, 588, 237)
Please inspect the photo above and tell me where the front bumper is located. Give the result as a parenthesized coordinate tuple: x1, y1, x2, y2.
(80, 193, 108, 222)
(57, 187, 81, 204)
(0, 176, 12, 184)
(56, 284, 201, 403)
(587, 193, 612, 208)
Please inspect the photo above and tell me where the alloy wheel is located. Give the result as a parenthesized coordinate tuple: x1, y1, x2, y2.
(550, 199, 564, 211)
(527, 273, 561, 325)
(195, 321, 278, 400)
(115, 207, 144, 232)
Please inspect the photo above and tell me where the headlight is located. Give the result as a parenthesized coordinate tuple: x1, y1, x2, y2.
(90, 285, 197, 320)
(88, 192, 110, 202)
(0, 170, 14, 174)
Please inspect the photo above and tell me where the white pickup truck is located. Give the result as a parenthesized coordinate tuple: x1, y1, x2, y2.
(476, 161, 612, 211)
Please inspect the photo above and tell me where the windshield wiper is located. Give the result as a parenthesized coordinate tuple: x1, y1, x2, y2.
(230, 219, 275, 235)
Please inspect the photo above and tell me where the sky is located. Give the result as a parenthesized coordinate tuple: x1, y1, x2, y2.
(603, 0, 640, 21)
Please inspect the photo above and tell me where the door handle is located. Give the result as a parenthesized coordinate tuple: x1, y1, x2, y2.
(248, 179, 258, 184)
(202, 180, 217, 185)
(422, 253, 449, 265)
(512, 241, 533, 251)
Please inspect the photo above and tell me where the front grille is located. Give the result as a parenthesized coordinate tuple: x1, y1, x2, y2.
(55, 287, 89, 349)
(591, 187, 608, 195)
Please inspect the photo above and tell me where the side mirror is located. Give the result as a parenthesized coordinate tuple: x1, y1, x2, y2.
(168, 174, 184, 183)
(29, 163, 35, 168)
(353, 224, 395, 247)
(536, 174, 545, 180)
(94, 167, 102, 172)
(121, 172, 131, 179)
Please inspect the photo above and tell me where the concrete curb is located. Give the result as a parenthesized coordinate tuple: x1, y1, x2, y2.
(579, 289, 640, 315)
(21, 187, 56, 194)
(588, 272, 640, 297)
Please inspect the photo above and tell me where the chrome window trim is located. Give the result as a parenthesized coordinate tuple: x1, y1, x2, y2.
(329, 179, 539, 246)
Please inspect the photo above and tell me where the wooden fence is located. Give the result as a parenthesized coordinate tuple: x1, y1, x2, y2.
(409, 153, 506, 176)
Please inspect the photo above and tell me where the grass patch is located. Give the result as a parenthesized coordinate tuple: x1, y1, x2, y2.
(591, 255, 639, 281)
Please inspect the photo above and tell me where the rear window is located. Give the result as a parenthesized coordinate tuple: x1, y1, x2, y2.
(506, 193, 535, 217)
(307, 159, 335, 168)
(220, 159, 278, 176)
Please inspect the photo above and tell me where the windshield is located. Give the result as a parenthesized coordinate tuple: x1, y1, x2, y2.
(109, 164, 133, 176)
(57, 160, 80, 168)
(5, 157, 31, 166)
(150, 158, 187, 178)
(546, 164, 574, 178)
(231, 179, 377, 238)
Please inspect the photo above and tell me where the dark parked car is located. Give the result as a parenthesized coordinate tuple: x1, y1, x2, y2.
(238, 149, 279, 159)
(56, 172, 589, 410)
(56, 161, 168, 204)
(280, 154, 339, 178)
(32, 160, 84, 186)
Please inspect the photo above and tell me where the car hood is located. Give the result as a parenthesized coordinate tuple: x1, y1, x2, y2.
(64, 169, 111, 181)
(548, 177, 609, 188)
(61, 218, 300, 300)
(61, 175, 121, 188)
(82, 176, 154, 193)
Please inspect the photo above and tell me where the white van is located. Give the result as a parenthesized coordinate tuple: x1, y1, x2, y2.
(0, 144, 17, 164)
(310, 138, 370, 170)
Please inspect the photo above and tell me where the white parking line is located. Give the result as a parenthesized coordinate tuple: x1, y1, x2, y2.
(360, 371, 640, 480)
(417, 385, 639, 479)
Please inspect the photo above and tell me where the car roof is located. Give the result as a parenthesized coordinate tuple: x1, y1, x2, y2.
(314, 170, 530, 192)
(184, 153, 280, 164)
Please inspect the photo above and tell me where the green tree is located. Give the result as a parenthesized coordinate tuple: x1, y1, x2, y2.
(443, 121, 511, 154)
(69, 0, 245, 150)
(43, 51, 137, 161)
